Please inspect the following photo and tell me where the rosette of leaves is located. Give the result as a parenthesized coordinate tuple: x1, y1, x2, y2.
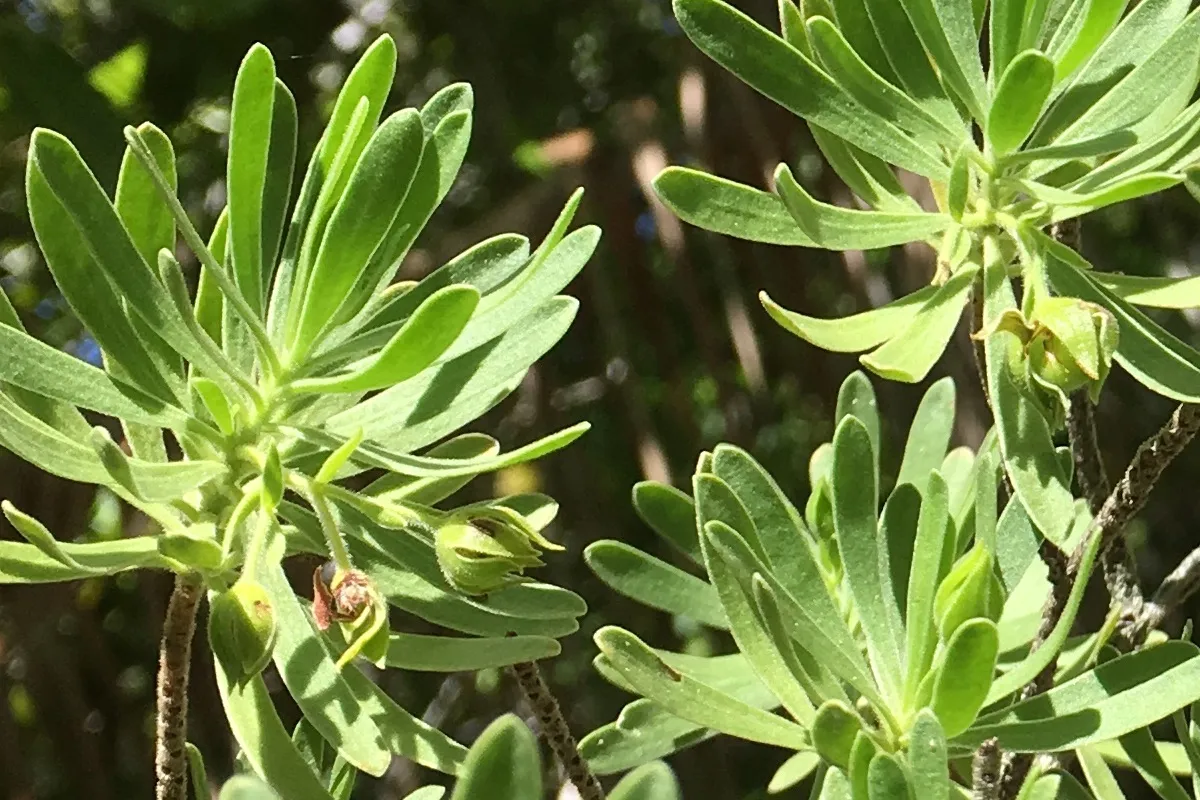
(190, 714, 683, 800)
(581, 373, 1200, 797)
(0, 34, 598, 795)
(654, 0, 1200, 543)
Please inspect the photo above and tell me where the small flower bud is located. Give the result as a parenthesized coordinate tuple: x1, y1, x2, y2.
(434, 521, 538, 596)
(312, 566, 389, 669)
(209, 579, 277, 686)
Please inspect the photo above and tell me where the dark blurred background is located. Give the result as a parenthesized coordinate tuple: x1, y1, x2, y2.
(0, 0, 1198, 797)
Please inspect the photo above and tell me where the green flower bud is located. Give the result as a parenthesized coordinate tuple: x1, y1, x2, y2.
(209, 579, 277, 686)
(1026, 297, 1117, 402)
(434, 521, 539, 596)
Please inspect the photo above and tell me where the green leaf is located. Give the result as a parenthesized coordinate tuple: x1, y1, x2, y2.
(261, 80, 297, 292)
(1044, 238, 1200, 402)
(0, 324, 192, 428)
(292, 286, 480, 394)
(653, 167, 811, 245)
(609, 761, 682, 800)
(1053, 8, 1200, 145)
(325, 298, 578, 451)
(812, 700, 862, 769)
(403, 790, 446, 800)
(963, 641, 1200, 752)
(1026, 771, 1096, 800)
(990, 0, 1026, 81)
(930, 618, 1000, 737)
(761, 286, 937, 354)
(909, 710, 949, 800)
(594, 626, 811, 749)
(218, 776, 281, 800)
(860, 264, 978, 383)
(115, 122, 176, 272)
(673, 0, 950, 179)
(316, 35, 396, 179)
(898, 378, 956, 493)
(1078, 744, 1126, 800)
(450, 715, 541, 800)
(810, 127, 923, 212)
(832, 416, 903, 702)
(767, 751, 821, 795)
(261, 560, 390, 776)
(989, 50, 1055, 155)
(835, 371, 881, 484)
(702, 524, 817, 726)
(867, 752, 912, 800)
(586, 541, 725, 628)
(773, 164, 952, 249)
(831, 0, 898, 84)
(806, 17, 964, 148)
(1049, 0, 1130, 84)
(0, 391, 223, 501)
(1117, 726, 1191, 800)
(1001, 128, 1138, 168)
(227, 44, 276, 314)
(632, 481, 701, 564)
(292, 110, 425, 354)
(1032, 0, 1192, 145)
(904, 471, 950, 703)
(896, 0, 988, 119)
(819, 768, 854, 800)
(0, 537, 169, 583)
(385, 632, 558, 671)
(213, 657, 334, 799)
(982, 241, 1074, 544)
(186, 743, 212, 800)
(365, 434, 500, 505)
(947, 148, 969, 221)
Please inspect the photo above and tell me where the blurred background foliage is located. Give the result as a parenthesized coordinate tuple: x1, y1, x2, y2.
(0, 0, 1198, 797)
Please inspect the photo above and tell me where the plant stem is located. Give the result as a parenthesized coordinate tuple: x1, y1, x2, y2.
(1067, 392, 1144, 639)
(510, 660, 605, 800)
(156, 573, 202, 800)
(972, 738, 1002, 800)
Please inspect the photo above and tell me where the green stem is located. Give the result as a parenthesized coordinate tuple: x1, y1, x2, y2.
(221, 482, 261, 560)
(302, 479, 354, 572)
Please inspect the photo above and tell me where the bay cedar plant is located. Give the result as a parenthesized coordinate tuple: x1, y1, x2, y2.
(584, 0, 1200, 798)
(0, 33, 619, 799)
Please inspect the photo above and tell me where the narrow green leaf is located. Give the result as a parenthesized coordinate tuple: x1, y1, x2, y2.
(291, 285, 480, 394)
(904, 472, 950, 704)
(964, 641, 1200, 752)
(989, 50, 1055, 155)
(186, 743, 212, 800)
(403, 790, 445, 800)
(632, 481, 701, 564)
(774, 164, 952, 250)
(867, 752, 913, 800)
(213, 657, 334, 799)
(984, 524, 1102, 703)
(806, 17, 964, 148)
(385, 633, 558, 671)
(653, 167, 812, 246)
(316, 35, 397, 178)
(292, 109, 425, 353)
(898, 378, 956, 493)
(1077, 745, 1125, 800)
(1117, 726, 1191, 800)
(595, 626, 811, 749)
(835, 371, 880, 483)
(449, 715, 541, 800)
(931, 618, 1000, 737)
(365, 433, 500, 505)
(610, 761, 681, 800)
(812, 700, 862, 769)
(767, 751, 821, 795)
(909, 710, 949, 800)
(819, 768, 854, 800)
(673, 0, 950, 179)
(261, 79, 298, 291)
(761, 286, 936, 354)
(947, 147, 969, 221)
(586, 541, 727, 629)
(703, 524, 818, 726)
(860, 265, 978, 383)
(810, 127, 922, 212)
(0, 537, 169, 583)
(1048, 0, 1129, 84)
(832, 0, 899, 84)
(862, 0, 962, 131)
(832, 416, 903, 701)
(227, 44, 276, 314)
(896, 0, 989, 119)
(990, 0, 1026, 80)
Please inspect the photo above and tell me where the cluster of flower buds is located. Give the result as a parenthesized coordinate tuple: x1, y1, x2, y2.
(312, 564, 389, 669)
(208, 578, 278, 687)
(434, 505, 563, 596)
(979, 296, 1118, 428)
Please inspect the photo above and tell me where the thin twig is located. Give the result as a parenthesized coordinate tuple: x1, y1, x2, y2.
(156, 574, 203, 800)
(511, 661, 605, 800)
(973, 739, 1002, 800)
(1067, 392, 1144, 642)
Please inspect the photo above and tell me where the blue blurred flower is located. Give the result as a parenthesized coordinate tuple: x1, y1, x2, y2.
(73, 336, 103, 367)
(635, 210, 657, 241)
